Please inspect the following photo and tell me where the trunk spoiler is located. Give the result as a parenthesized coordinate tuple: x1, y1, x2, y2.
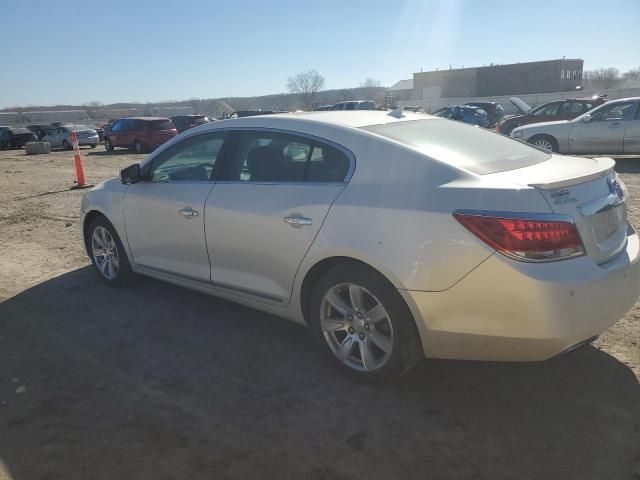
(528, 157, 615, 189)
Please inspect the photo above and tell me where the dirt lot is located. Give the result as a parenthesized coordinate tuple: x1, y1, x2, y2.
(0, 147, 639, 480)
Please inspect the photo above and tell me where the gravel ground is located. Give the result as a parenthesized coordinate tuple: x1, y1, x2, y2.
(0, 147, 639, 480)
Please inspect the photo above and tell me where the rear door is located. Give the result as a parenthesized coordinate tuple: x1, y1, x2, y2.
(204, 129, 352, 304)
(568, 101, 635, 154)
(623, 101, 640, 154)
(124, 131, 227, 282)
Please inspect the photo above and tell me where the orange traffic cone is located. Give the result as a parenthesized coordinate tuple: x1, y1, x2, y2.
(69, 131, 93, 190)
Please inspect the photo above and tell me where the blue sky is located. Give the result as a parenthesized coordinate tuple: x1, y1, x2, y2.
(1, 0, 638, 108)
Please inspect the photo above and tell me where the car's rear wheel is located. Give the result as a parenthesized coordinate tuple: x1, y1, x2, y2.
(308, 263, 423, 382)
(104, 138, 114, 152)
(528, 134, 559, 153)
(62, 139, 71, 150)
(90, 144, 97, 149)
(88, 216, 134, 287)
(133, 140, 143, 154)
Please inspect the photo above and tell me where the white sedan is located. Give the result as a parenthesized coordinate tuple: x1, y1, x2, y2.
(81, 110, 640, 381)
(43, 125, 99, 150)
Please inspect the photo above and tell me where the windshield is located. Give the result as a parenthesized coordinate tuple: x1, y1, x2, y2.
(363, 119, 550, 174)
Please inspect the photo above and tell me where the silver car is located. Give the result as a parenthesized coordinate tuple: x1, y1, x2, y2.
(43, 125, 99, 150)
(511, 97, 640, 154)
(81, 111, 640, 381)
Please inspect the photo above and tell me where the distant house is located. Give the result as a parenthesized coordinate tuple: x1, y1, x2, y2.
(386, 79, 414, 106)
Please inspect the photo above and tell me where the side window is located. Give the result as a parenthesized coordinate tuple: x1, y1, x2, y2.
(577, 102, 593, 113)
(224, 131, 350, 183)
(148, 132, 226, 182)
(532, 103, 560, 117)
(559, 102, 573, 114)
(592, 102, 634, 121)
(345, 102, 356, 111)
(636, 104, 640, 120)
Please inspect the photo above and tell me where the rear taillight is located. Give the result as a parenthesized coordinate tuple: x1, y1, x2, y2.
(454, 210, 585, 262)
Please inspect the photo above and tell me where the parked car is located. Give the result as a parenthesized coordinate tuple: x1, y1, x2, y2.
(312, 105, 334, 111)
(81, 110, 640, 381)
(43, 126, 99, 149)
(0, 125, 11, 131)
(465, 102, 505, 127)
(0, 127, 37, 149)
(511, 97, 640, 154)
(498, 96, 607, 135)
(331, 100, 376, 111)
(170, 115, 212, 133)
(26, 124, 55, 140)
(90, 125, 105, 142)
(103, 117, 178, 153)
(432, 105, 491, 128)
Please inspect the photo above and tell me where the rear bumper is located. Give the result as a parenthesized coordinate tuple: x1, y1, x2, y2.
(401, 225, 640, 361)
(77, 135, 99, 146)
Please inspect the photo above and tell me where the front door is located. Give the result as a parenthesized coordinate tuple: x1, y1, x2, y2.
(124, 131, 227, 282)
(205, 129, 352, 304)
(569, 101, 635, 154)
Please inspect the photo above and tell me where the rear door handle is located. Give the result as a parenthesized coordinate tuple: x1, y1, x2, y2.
(284, 215, 312, 226)
(179, 207, 199, 218)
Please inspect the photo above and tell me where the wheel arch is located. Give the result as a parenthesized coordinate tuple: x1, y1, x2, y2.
(299, 255, 409, 324)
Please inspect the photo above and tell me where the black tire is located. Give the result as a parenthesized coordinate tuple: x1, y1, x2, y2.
(87, 216, 135, 287)
(133, 140, 144, 154)
(308, 263, 423, 382)
(104, 138, 114, 152)
(90, 144, 97, 149)
(62, 139, 71, 150)
(528, 134, 559, 153)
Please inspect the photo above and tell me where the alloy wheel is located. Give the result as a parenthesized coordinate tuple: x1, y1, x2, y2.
(320, 283, 394, 372)
(533, 138, 553, 151)
(91, 226, 119, 280)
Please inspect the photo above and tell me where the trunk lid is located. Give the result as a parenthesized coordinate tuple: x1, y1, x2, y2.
(510, 97, 531, 114)
(486, 155, 628, 264)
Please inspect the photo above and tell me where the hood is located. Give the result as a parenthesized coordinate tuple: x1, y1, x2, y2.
(509, 97, 531, 114)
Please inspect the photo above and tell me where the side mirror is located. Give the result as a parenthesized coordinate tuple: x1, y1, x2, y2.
(120, 163, 142, 184)
(582, 114, 592, 123)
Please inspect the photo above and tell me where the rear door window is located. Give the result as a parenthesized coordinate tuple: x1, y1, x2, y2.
(221, 131, 351, 183)
(147, 120, 174, 131)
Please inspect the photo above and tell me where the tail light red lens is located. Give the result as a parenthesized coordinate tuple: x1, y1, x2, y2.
(454, 211, 585, 262)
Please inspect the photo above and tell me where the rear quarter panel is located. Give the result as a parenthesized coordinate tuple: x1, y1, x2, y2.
(294, 132, 553, 296)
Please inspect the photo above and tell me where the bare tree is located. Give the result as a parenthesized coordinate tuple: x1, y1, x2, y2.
(623, 67, 640, 81)
(286, 70, 325, 110)
(359, 78, 381, 89)
(583, 68, 622, 89)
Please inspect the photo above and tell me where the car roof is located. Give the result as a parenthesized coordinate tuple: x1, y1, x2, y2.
(211, 110, 436, 129)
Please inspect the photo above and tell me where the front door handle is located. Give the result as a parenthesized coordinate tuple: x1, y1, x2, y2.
(179, 207, 199, 218)
(284, 215, 312, 226)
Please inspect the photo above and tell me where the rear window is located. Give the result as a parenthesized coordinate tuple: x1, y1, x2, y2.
(146, 120, 174, 131)
(362, 119, 550, 174)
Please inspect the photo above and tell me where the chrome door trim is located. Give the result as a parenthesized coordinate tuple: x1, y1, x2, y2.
(211, 280, 285, 303)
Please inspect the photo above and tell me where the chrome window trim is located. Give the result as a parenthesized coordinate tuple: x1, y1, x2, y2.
(142, 126, 356, 184)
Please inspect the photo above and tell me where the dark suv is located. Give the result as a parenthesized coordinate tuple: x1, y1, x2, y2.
(498, 97, 607, 135)
(103, 117, 177, 153)
(170, 115, 211, 133)
(0, 127, 37, 149)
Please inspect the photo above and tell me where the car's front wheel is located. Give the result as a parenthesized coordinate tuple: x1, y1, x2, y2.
(88, 216, 134, 287)
(104, 138, 114, 152)
(308, 263, 423, 382)
(528, 134, 559, 153)
(62, 139, 71, 150)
